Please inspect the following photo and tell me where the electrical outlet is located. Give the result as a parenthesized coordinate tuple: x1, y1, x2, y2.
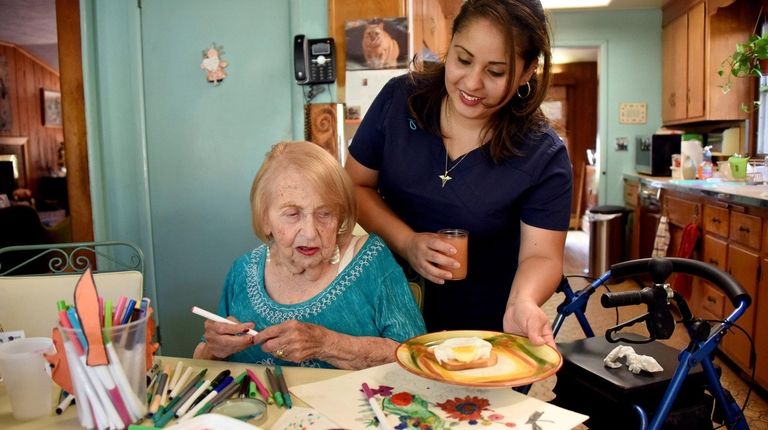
(0, 330, 25, 343)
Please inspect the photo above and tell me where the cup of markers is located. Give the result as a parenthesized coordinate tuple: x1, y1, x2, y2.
(58, 301, 150, 429)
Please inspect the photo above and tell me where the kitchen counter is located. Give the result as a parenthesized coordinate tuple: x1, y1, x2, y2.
(624, 173, 768, 208)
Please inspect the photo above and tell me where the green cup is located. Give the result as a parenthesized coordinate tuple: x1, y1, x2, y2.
(729, 156, 748, 179)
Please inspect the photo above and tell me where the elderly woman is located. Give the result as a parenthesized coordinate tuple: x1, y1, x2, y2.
(193, 141, 425, 369)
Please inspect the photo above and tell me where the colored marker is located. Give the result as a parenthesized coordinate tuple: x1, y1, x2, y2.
(247, 368, 273, 404)
(190, 306, 259, 336)
(265, 367, 284, 407)
(275, 365, 292, 409)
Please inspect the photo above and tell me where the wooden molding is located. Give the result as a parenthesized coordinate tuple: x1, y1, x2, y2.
(56, 0, 93, 242)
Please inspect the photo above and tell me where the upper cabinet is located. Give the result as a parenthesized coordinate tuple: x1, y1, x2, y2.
(661, 0, 761, 125)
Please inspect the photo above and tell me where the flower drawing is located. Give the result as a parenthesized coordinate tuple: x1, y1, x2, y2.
(436, 396, 490, 422)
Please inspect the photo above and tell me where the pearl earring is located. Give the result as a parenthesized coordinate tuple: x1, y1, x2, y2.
(329, 245, 340, 264)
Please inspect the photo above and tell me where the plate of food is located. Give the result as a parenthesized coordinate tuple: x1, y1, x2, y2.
(395, 330, 562, 387)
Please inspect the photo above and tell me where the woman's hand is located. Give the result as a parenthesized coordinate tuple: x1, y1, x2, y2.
(253, 320, 328, 363)
(502, 300, 555, 349)
(403, 232, 461, 284)
(253, 320, 399, 369)
(192, 316, 256, 360)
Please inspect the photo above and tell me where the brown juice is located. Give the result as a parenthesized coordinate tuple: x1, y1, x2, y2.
(438, 229, 468, 280)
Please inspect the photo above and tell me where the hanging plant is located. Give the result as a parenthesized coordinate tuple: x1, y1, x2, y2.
(718, 33, 768, 112)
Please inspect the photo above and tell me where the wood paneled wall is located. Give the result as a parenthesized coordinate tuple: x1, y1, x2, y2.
(0, 42, 62, 196)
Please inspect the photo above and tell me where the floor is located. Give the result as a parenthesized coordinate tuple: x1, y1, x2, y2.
(527, 230, 768, 429)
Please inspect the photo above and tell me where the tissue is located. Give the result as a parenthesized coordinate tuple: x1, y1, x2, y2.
(603, 345, 663, 374)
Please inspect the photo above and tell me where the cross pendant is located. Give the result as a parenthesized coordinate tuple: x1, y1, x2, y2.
(439, 173, 452, 187)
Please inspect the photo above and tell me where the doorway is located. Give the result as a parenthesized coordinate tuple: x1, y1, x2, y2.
(545, 47, 600, 230)
(0, 0, 93, 243)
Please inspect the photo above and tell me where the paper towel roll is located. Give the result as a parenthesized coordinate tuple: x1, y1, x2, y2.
(722, 127, 741, 156)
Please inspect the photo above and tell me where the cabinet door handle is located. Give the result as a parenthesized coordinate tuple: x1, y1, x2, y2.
(706, 296, 717, 304)
(709, 258, 719, 265)
(738, 225, 750, 233)
(711, 217, 721, 224)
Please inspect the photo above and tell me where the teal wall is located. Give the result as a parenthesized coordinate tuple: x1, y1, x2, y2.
(551, 9, 662, 206)
(81, 0, 331, 356)
(80, 2, 661, 356)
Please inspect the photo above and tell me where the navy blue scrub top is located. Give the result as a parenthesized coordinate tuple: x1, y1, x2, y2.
(349, 75, 572, 332)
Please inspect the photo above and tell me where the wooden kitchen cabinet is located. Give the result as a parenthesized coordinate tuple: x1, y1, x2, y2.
(651, 181, 768, 387)
(623, 178, 641, 259)
(661, 1, 703, 122)
(755, 259, 768, 388)
(661, 0, 760, 125)
(721, 243, 759, 372)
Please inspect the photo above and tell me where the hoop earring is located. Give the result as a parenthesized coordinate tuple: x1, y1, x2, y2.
(516, 81, 531, 99)
(329, 245, 340, 264)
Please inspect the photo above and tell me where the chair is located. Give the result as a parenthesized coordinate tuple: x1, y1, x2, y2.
(0, 241, 144, 338)
(551, 258, 751, 430)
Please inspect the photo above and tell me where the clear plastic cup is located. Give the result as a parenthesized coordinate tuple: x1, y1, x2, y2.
(59, 315, 148, 429)
(437, 229, 469, 281)
(0, 337, 55, 420)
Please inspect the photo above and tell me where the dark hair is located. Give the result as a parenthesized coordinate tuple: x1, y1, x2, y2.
(407, 0, 552, 163)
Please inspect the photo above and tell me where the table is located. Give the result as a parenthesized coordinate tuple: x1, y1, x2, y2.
(0, 356, 348, 429)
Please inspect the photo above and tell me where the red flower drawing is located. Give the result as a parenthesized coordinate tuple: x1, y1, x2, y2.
(390, 392, 414, 407)
(436, 396, 491, 421)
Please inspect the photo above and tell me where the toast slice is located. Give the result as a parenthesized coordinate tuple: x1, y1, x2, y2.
(434, 350, 498, 370)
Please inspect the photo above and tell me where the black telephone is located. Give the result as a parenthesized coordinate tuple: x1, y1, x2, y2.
(293, 35, 336, 85)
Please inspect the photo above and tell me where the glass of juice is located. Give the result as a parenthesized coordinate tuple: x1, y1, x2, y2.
(437, 229, 468, 280)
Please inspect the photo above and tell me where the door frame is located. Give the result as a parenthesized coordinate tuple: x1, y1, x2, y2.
(55, 0, 93, 242)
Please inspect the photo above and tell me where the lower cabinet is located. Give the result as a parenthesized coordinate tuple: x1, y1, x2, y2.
(720, 243, 759, 372)
(756, 259, 768, 388)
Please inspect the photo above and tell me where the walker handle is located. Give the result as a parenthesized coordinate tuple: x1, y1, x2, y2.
(609, 257, 750, 308)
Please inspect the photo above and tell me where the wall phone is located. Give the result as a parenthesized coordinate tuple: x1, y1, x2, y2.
(293, 35, 336, 85)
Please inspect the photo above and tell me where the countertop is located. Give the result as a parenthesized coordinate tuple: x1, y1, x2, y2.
(624, 172, 768, 208)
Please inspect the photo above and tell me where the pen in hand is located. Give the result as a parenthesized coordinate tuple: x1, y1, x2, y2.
(191, 306, 259, 336)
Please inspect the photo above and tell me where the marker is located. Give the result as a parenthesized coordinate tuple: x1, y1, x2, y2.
(179, 376, 233, 421)
(167, 362, 185, 395)
(191, 306, 259, 336)
(246, 368, 273, 404)
(176, 369, 229, 417)
(56, 393, 76, 415)
(120, 299, 137, 325)
(248, 380, 258, 399)
(275, 365, 292, 409)
(265, 367, 284, 407)
(168, 366, 194, 400)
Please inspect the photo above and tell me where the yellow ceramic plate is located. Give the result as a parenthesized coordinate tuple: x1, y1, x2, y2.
(395, 330, 562, 388)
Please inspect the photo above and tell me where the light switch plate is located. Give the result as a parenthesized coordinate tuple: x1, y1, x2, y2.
(0, 330, 26, 343)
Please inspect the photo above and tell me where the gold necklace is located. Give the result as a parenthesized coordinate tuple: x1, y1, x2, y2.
(439, 150, 470, 187)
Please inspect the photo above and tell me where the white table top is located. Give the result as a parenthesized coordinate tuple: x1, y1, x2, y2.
(0, 356, 348, 429)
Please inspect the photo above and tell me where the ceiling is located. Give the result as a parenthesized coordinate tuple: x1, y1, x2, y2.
(0, 0, 58, 70)
(0, 0, 666, 72)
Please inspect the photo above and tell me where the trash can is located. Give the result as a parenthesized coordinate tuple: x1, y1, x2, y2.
(588, 205, 629, 278)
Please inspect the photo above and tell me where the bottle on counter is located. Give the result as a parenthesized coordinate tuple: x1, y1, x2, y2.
(682, 155, 697, 180)
(699, 145, 713, 179)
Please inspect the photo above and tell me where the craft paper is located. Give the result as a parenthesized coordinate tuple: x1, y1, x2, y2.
(290, 363, 588, 429)
(271, 406, 341, 430)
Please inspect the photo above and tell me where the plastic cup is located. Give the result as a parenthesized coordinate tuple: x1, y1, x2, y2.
(59, 314, 148, 429)
(729, 156, 748, 179)
(0, 337, 55, 420)
(437, 229, 469, 280)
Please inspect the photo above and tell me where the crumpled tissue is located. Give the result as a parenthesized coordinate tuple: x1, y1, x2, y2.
(603, 345, 663, 374)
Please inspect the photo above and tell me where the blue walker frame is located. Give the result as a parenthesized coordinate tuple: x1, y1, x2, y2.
(551, 257, 750, 430)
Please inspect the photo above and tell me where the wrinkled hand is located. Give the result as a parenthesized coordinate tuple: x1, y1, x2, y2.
(253, 320, 330, 363)
(503, 301, 555, 348)
(201, 316, 256, 359)
(403, 232, 460, 284)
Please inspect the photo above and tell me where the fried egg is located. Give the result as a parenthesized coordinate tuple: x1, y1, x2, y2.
(430, 337, 492, 363)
